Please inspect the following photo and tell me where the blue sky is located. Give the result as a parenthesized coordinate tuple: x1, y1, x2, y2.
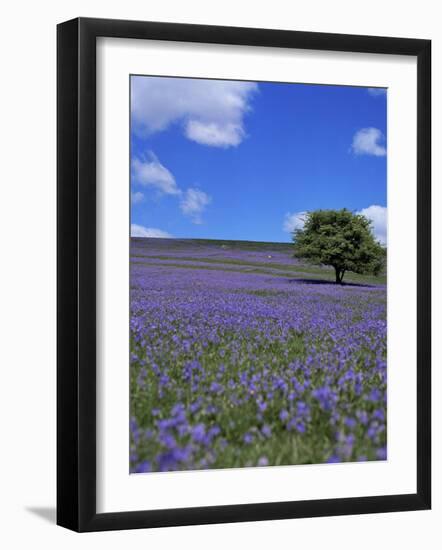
(130, 76, 387, 244)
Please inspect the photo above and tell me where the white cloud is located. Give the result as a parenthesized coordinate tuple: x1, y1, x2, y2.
(131, 77, 258, 147)
(131, 152, 181, 195)
(130, 224, 173, 238)
(180, 188, 211, 224)
(185, 120, 245, 148)
(283, 211, 307, 233)
(351, 127, 386, 157)
(357, 205, 387, 245)
(131, 191, 144, 204)
(132, 152, 213, 224)
(367, 88, 387, 97)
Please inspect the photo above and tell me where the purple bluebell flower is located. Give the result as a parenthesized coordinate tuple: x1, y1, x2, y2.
(376, 447, 387, 460)
(261, 424, 272, 438)
(243, 432, 254, 444)
(191, 423, 206, 443)
(344, 417, 357, 429)
(134, 460, 151, 473)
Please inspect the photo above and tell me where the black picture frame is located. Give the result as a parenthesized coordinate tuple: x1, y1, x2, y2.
(57, 17, 431, 532)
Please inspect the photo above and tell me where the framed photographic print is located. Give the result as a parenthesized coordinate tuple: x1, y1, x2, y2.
(57, 17, 431, 532)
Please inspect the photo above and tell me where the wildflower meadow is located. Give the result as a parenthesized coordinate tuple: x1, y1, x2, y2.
(130, 238, 387, 473)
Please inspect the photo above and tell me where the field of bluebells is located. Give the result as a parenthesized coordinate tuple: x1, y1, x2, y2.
(130, 238, 387, 473)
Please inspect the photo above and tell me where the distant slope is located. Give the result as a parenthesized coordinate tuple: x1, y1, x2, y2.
(131, 237, 294, 254)
(130, 237, 386, 286)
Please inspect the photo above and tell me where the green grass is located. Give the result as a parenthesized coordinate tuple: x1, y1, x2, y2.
(132, 257, 386, 285)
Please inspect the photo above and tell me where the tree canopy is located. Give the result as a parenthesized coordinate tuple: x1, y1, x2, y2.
(292, 208, 385, 284)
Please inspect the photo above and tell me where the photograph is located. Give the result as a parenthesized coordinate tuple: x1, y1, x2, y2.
(129, 75, 388, 474)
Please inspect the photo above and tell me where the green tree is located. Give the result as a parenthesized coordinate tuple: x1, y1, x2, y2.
(292, 209, 385, 284)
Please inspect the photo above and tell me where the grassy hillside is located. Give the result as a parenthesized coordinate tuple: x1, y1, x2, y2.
(131, 237, 386, 286)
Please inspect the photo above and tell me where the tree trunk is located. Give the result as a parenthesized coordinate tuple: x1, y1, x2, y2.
(334, 267, 345, 284)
